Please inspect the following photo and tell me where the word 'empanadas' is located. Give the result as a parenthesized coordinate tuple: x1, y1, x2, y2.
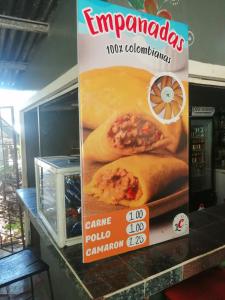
(85, 155, 188, 207)
(80, 66, 152, 129)
(84, 112, 181, 162)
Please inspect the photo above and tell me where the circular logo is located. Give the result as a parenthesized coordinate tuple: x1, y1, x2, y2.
(188, 30, 195, 47)
(173, 213, 189, 235)
(148, 73, 186, 125)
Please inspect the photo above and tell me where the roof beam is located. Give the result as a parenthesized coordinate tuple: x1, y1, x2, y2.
(0, 15, 49, 33)
(0, 61, 27, 71)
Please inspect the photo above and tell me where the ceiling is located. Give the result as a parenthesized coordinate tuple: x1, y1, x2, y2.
(0, 0, 58, 88)
(1, 0, 223, 91)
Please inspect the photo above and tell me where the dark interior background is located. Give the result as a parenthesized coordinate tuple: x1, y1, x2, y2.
(190, 84, 225, 110)
(24, 89, 79, 187)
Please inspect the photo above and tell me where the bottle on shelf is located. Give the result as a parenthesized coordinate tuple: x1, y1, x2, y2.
(198, 203, 205, 211)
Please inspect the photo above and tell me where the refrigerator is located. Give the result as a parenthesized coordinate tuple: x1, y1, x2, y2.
(190, 117, 216, 211)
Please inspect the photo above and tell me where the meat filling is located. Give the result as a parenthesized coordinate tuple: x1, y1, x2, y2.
(108, 113, 163, 150)
(93, 168, 141, 204)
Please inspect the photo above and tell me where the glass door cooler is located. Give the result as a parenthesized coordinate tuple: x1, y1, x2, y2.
(190, 118, 215, 210)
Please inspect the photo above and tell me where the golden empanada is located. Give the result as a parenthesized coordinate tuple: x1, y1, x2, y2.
(80, 66, 152, 129)
(84, 112, 181, 162)
(85, 155, 188, 207)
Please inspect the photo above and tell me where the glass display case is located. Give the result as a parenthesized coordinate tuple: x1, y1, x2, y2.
(190, 118, 213, 192)
(190, 117, 216, 211)
(35, 156, 81, 247)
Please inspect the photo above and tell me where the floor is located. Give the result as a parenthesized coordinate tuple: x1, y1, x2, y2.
(0, 244, 23, 258)
(0, 249, 9, 259)
(0, 274, 52, 300)
(0, 252, 52, 300)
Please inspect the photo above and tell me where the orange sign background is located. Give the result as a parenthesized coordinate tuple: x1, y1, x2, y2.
(83, 206, 150, 263)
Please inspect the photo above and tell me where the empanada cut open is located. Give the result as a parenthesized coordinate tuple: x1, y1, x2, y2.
(84, 112, 181, 162)
(85, 155, 188, 208)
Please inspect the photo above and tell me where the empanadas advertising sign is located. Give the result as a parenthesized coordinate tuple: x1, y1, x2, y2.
(78, 0, 189, 263)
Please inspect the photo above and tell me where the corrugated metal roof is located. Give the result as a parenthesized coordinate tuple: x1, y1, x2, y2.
(0, 0, 58, 88)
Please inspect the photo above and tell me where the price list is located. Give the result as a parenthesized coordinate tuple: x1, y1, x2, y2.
(126, 209, 148, 248)
(83, 206, 150, 263)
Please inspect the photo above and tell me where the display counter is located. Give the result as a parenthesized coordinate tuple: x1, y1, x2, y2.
(17, 188, 225, 300)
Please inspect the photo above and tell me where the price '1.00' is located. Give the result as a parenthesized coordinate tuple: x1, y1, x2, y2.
(126, 208, 146, 222)
(126, 221, 146, 235)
